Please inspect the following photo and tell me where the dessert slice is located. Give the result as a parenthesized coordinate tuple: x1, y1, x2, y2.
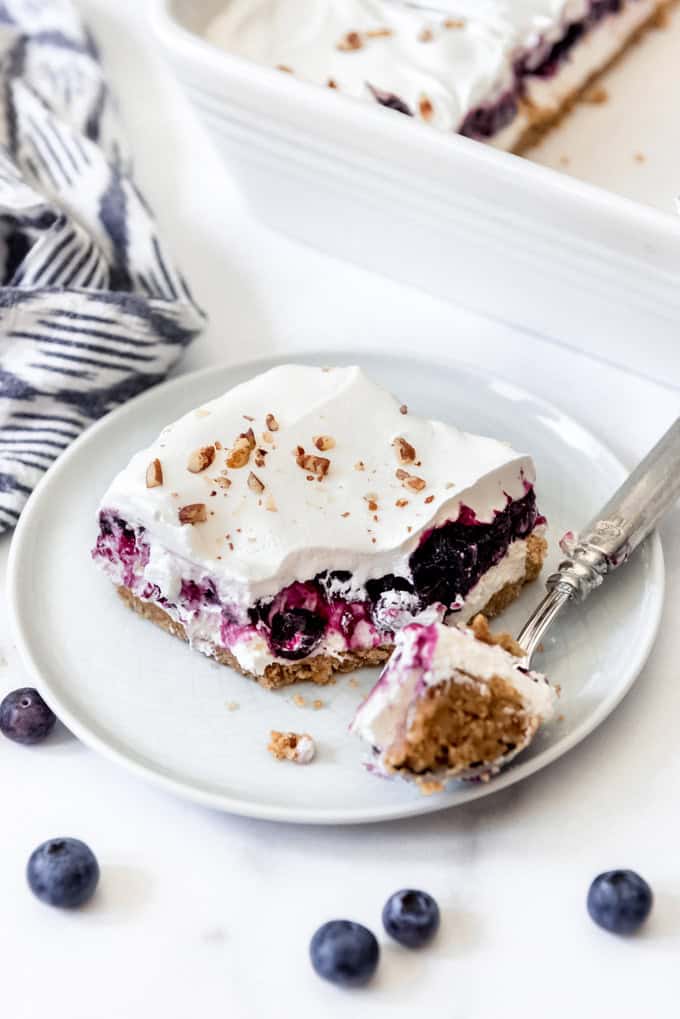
(206, 0, 669, 153)
(351, 615, 557, 790)
(92, 364, 546, 689)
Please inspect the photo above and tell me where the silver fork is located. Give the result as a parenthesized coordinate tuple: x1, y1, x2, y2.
(517, 419, 680, 668)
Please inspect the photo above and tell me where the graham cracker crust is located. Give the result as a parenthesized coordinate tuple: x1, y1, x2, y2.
(513, 1, 672, 155)
(384, 672, 539, 778)
(115, 532, 546, 689)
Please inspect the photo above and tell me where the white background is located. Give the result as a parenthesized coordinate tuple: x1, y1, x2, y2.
(1, 3, 679, 1017)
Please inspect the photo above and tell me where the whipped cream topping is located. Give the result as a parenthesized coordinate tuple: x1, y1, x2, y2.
(205, 0, 595, 132)
(351, 620, 556, 755)
(99, 364, 535, 606)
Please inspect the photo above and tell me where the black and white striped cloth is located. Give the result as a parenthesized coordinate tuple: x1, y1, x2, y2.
(0, 0, 205, 533)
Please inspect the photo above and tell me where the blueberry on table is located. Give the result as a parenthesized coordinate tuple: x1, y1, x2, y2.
(27, 838, 100, 909)
(382, 889, 440, 948)
(310, 920, 379, 987)
(0, 687, 56, 744)
(587, 870, 653, 935)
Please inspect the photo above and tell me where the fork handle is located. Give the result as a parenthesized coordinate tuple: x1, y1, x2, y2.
(517, 419, 680, 661)
(547, 417, 680, 601)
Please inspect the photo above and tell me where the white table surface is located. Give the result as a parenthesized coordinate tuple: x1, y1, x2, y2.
(2, 4, 680, 1017)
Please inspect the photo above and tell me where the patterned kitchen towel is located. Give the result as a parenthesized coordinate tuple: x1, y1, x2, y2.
(0, 0, 206, 533)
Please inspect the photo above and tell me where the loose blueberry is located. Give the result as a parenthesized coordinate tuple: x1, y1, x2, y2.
(382, 889, 440, 948)
(587, 870, 652, 935)
(0, 687, 56, 745)
(310, 920, 379, 987)
(27, 838, 100, 908)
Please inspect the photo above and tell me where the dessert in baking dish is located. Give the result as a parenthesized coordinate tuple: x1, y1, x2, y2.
(92, 365, 546, 688)
(205, 0, 669, 152)
(351, 614, 557, 789)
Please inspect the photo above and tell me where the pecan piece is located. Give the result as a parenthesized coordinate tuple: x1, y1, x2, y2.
(187, 445, 216, 473)
(295, 447, 330, 478)
(145, 458, 163, 488)
(247, 472, 265, 494)
(178, 503, 207, 525)
(392, 436, 416, 465)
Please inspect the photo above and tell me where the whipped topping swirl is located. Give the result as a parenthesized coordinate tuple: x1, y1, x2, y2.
(99, 364, 535, 605)
(205, 0, 592, 131)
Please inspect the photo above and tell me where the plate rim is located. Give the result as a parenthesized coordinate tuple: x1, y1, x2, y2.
(7, 351, 666, 825)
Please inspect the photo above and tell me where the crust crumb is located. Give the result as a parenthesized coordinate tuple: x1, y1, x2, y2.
(444, 16, 466, 28)
(265, 413, 279, 432)
(583, 84, 608, 104)
(418, 27, 434, 42)
(268, 730, 316, 764)
(469, 614, 525, 658)
(314, 434, 336, 451)
(399, 404, 408, 415)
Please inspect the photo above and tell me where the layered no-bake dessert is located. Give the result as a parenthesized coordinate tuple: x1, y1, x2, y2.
(92, 365, 546, 688)
(351, 614, 557, 789)
(206, 0, 669, 152)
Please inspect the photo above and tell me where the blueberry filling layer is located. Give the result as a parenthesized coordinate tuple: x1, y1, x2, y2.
(93, 489, 541, 663)
(369, 0, 640, 141)
(461, 0, 634, 140)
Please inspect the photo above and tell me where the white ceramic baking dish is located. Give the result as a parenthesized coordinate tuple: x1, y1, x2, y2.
(151, 0, 680, 384)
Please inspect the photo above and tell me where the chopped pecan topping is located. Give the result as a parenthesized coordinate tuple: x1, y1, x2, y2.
(295, 447, 330, 478)
(395, 498, 409, 508)
(424, 494, 435, 504)
(393, 436, 416, 465)
(247, 472, 265, 494)
(341, 511, 350, 518)
(419, 94, 434, 121)
(226, 430, 256, 469)
(354, 460, 366, 472)
(178, 503, 207, 525)
(187, 445, 216, 473)
(405, 475, 426, 492)
(327, 78, 338, 89)
(265, 413, 279, 432)
(364, 494, 379, 512)
(145, 458, 163, 488)
(444, 16, 466, 28)
(314, 435, 335, 451)
(396, 468, 426, 492)
(254, 448, 268, 468)
(365, 27, 392, 38)
(337, 30, 362, 51)
(277, 64, 293, 73)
